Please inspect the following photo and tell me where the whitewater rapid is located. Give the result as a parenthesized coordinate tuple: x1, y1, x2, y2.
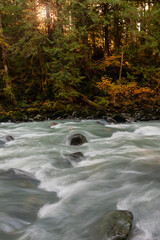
(0, 120, 160, 240)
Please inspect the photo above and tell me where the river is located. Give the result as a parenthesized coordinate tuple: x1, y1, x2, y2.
(0, 120, 160, 240)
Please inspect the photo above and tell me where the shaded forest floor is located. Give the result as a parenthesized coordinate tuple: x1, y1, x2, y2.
(0, 96, 159, 123)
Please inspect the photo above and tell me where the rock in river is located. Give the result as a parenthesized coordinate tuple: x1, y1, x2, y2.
(67, 152, 85, 162)
(68, 134, 88, 146)
(0, 135, 14, 146)
(0, 168, 59, 233)
(100, 210, 133, 240)
(0, 168, 40, 188)
(63, 152, 85, 166)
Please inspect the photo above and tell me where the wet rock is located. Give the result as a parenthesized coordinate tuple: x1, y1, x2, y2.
(140, 114, 158, 121)
(0, 168, 40, 188)
(106, 114, 135, 124)
(113, 114, 127, 123)
(72, 111, 77, 118)
(0, 168, 59, 231)
(0, 168, 35, 179)
(56, 116, 62, 120)
(5, 135, 14, 141)
(0, 135, 14, 146)
(100, 210, 133, 240)
(1, 135, 14, 142)
(96, 121, 105, 126)
(34, 114, 43, 121)
(86, 115, 94, 120)
(28, 118, 34, 122)
(69, 152, 85, 162)
(63, 152, 85, 166)
(9, 189, 58, 222)
(51, 122, 58, 126)
(120, 113, 136, 123)
(106, 117, 117, 124)
(69, 134, 88, 146)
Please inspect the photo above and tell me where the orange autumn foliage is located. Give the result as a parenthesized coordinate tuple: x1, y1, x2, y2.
(97, 77, 154, 106)
(99, 55, 132, 70)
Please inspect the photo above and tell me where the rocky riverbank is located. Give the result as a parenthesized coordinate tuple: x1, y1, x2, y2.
(0, 108, 159, 123)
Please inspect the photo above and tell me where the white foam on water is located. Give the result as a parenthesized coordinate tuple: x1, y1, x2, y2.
(0, 154, 52, 173)
(134, 126, 160, 136)
(117, 188, 160, 210)
(38, 201, 63, 218)
(132, 216, 160, 240)
(38, 172, 92, 197)
(111, 130, 136, 140)
(78, 158, 106, 167)
(0, 214, 30, 233)
(119, 170, 144, 175)
(18, 226, 48, 240)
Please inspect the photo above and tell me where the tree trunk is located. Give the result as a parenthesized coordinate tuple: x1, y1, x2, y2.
(102, 3, 110, 56)
(119, 48, 124, 81)
(114, 15, 120, 53)
(0, 14, 11, 89)
(46, 2, 51, 38)
(104, 25, 110, 56)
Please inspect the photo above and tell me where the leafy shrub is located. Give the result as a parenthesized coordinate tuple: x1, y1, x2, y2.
(97, 77, 154, 108)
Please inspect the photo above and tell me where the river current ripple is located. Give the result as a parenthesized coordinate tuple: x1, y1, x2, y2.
(0, 120, 160, 240)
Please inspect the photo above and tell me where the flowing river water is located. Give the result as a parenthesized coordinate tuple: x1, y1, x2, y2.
(0, 120, 160, 240)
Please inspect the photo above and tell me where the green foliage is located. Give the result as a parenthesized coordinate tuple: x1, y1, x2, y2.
(3, 87, 16, 104)
(94, 97, 109, 108)
(0, 0, 160, 115)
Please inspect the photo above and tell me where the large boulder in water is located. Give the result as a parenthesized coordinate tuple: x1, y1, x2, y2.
(100, 210, 133, 240)
(68, 134, 88, 146)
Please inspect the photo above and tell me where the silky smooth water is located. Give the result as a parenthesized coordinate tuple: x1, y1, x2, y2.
(0, 120, 160, 240)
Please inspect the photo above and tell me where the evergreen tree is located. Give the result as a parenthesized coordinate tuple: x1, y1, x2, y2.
(0, 0, 159, 115)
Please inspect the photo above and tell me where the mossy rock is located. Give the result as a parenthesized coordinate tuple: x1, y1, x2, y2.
(100, 210, 133, 240)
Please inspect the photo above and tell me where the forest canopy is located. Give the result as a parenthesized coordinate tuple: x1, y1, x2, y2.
(0, 0, 160, 119)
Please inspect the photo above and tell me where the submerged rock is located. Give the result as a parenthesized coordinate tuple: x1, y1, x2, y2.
(63, 152, 85, 166)
(0, 168, 40, 182)
(96, 121, 106, 126)
(4, 135, 14, 141)
(0, 168, 59, 233)
(106, 117, 117, 124)
(0, 168, 35, 178)
(0, 168, 40, 188)
(100, 210, 133, 240)
(0, 135, 14, 146)
(50, 122, 58, 126)
(69, 134, 88, 145)
(67, 152, 85, 162)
